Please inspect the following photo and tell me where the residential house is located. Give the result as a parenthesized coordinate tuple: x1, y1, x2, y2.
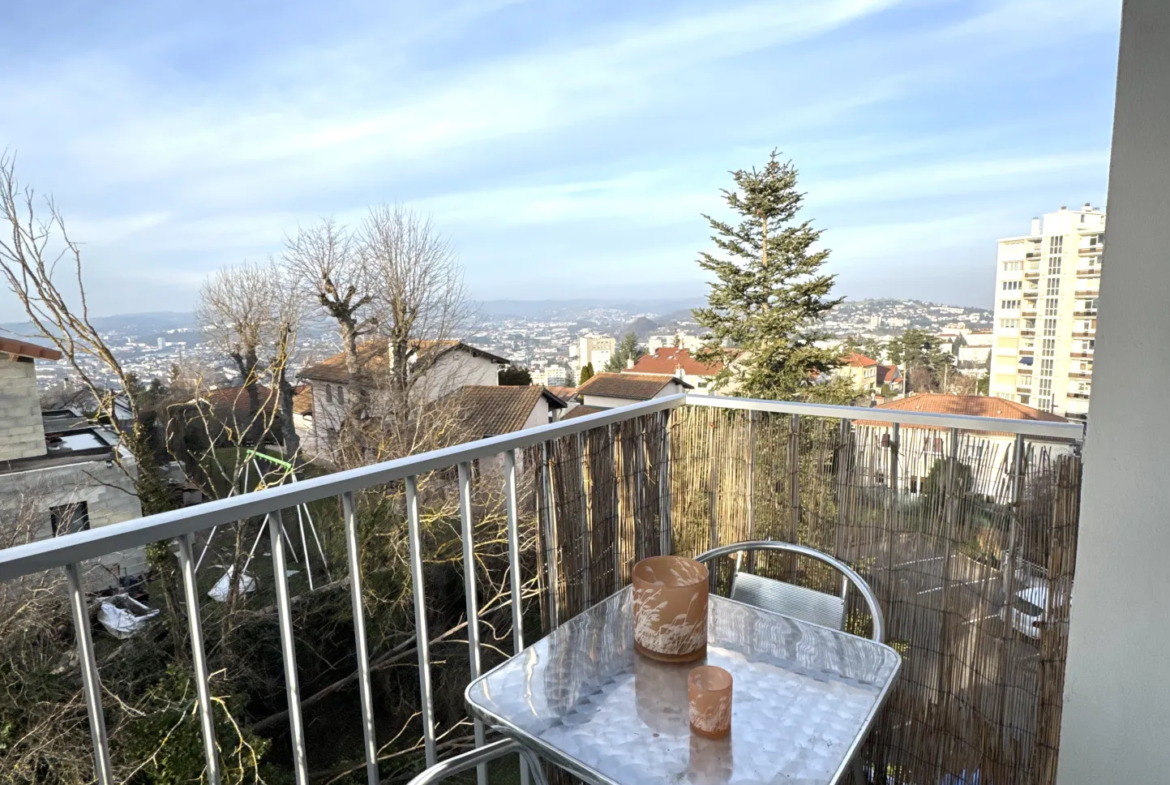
(448, 386, 568, 439)
(0, 338, 144, 588)
(574, 372, 691, 410)
(298, 339, 510, 454)
(875, 364, 904, 395)
(546, 386, 579, 415)
(628, 347, 722, 395)
(854, 393, 1075, 497)
(839, 352, 880, 391)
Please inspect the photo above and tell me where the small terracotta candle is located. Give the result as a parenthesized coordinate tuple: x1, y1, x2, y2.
(688, 665, 732, 739)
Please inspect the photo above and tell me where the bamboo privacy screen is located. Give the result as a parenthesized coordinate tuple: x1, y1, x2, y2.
(526, 405, 1081, 785)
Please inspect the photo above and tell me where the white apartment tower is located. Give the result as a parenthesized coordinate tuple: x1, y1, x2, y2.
(990, 204, 1104, 420)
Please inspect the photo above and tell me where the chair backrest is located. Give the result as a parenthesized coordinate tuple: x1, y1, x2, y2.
(695, 540, 886, 643)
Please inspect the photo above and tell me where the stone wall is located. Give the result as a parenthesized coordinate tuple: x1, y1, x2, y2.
(0, 455, 146, 587)
(0, 358, 47, 461)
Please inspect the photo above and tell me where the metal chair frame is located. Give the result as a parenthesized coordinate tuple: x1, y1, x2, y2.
(694, 540, 886, 643)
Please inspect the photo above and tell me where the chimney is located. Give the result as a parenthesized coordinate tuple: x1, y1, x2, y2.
(626, 357, 635, 370)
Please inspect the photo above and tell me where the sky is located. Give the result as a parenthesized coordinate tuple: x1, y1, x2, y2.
(0, 0, 1122, 321)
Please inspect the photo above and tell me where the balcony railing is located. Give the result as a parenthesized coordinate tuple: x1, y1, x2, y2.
(1076, 268, 1101, 277)
(0, 395, 1086, 785)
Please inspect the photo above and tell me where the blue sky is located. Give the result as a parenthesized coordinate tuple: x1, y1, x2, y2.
(0, 0, 1121, 320)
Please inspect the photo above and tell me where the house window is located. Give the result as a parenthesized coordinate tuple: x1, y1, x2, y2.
(1002, 261, 1022, 272)
(337, 386, 345, 406)
(1000, 300, 1020, 310)
(51, 502, 90, 536)
(1044, 298, 1059, 316)
(1019, 394, 1030, 405)
(325, 384, 332, 403)
(999, 318, 1018, 329)
(1043, 318, 1057, 338)
(1046, 278, 1061, 296)
(1002, 281, 1021, 291)
(1041, 339, 1055, 358)
(1049, 236, 1064, 255)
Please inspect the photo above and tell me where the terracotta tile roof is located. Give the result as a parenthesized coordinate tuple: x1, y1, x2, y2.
(292, 384, 312, 415)
(630, 348, 722, 376)
(202, 384, 278, 421)
(300, 339, 510, 384)
(875, 365, 903, 386)
(575, 372, 692, 401)
(0, 337, 62, 361)
(546, 385, 578, 401)
(561, 405, 606, 421)
(842, 352, 878, 367)
(450, 385, 567, 437)
(856, 394, 1067, 435)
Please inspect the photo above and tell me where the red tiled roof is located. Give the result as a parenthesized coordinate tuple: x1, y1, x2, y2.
(449, 385, 566, 437)
(629, 348, 722, 376)
(855, 394, 1068, 436)
(300, 339, 509, 384)
(874, 394, 1066, 422)
(202, 384, 279, 422)
(546, 385, 578, 401)
(575, 372, 692, 401)
(292, 384, 312, 415)
(842, 352, 878, 367)
(0, 337, 62, 361)
(875, 365, 903, 386)
(561, 405, 606, 421)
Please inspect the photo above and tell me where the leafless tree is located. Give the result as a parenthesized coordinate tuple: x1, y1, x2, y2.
(359, 204, 472, 456)
(197, 258, 303, 459)
(283, 218, 377, 402)
(0, 151, 170, 514)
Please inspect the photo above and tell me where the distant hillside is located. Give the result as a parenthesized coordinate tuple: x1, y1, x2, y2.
(617, 316, 660, 340)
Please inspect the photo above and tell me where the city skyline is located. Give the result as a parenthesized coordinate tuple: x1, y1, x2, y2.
(1, 0, 1119, 322)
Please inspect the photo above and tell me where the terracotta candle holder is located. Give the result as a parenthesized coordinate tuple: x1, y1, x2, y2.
(688, 665, 733, 739)
(632, 555, 709, 662)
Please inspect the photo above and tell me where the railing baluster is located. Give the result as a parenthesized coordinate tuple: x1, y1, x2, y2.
(268, 511, 309, 785)
(789, 414, 801, 536)
(576, 432, 591, 609)
(177, 533, 222, 785)
(540, 442, 560, 629)
(342, 491, 380, 784)
(405, 476, 438, 767)
(457, 462, 487, 785)
(502, 451, 529, 785)
(65, 562, 113, 785)
(658, 410, 672, 556)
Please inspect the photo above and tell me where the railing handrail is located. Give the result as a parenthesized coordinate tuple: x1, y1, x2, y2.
(0, 395, 686, 581)
(687, 394, 1086, 440)
(0, 392, 1084, 581)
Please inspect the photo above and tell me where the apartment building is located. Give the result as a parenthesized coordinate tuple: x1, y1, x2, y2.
(990, 205, 1104, 420)
(576, 335, 615, 372)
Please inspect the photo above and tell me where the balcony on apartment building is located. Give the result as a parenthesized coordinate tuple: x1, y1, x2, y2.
(0, 395, 1086, 785)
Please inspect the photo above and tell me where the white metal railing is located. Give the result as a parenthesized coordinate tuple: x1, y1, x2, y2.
(0, 394, 1085, 785)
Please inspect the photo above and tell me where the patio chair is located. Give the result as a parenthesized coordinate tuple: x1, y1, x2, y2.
(406, 739, 549, 785)
(694, 540, 885, 643)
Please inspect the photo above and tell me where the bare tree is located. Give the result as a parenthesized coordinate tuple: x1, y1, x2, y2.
(0, 151, 169, 514)
(283, 218, 377, 402)
(359, 205, 471, 456)
(197, 258, 302, 458)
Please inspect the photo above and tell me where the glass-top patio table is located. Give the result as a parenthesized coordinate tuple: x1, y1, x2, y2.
(465, 586, 902, 785)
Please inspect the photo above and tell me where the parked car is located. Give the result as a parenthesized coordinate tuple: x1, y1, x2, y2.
(1003, 585, 1048, 639)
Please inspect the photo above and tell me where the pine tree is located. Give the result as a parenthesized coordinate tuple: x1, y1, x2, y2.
(694, 150, 846, 401)
(578, 363, 595, 384)
(604, 333, 645, 372)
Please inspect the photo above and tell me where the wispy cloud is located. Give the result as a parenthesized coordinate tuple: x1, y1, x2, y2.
(0, 0, 1120, 317)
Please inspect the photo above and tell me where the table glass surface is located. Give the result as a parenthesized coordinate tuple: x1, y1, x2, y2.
(466, 588, 900, 785)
